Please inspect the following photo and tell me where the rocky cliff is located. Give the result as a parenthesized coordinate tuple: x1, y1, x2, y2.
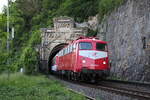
(97, 0, 150, 82)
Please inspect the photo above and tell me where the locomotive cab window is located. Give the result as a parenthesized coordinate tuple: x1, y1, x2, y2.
(79, 42, 92, 50)
(96, 43, 107, 51)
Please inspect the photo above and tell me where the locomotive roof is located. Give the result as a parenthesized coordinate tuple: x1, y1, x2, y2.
(74, 38, 107, 44)
(63, 38, 107, 49)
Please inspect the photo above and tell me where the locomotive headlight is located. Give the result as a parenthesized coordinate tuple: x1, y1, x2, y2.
(103, 61, 106, 64)
(82, 60, 86, 63)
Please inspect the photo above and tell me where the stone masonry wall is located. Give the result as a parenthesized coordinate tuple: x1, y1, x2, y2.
(98, 0, 150, 82)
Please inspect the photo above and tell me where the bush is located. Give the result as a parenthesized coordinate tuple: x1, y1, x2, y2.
(0, 52, 8, 73)
(86, 29, 98, 37)
(56, 0, 99, 22)
(99, 0, 123, 21)
(22, 47, 38, 75)
(12, 30, 41, 75)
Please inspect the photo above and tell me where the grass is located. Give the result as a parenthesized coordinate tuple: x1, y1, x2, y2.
(107, 75, 127, 81)
(0, 73, 85, 100)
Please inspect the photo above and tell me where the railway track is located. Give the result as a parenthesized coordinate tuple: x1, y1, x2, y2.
(72, 81, 150, 100)
(99, 79, 150, 99)
(48, 75, 150, 100)
(97, 84, 150, 100)
(104, 79, 150, 87)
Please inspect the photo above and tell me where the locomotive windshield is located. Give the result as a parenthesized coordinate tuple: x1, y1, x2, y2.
(79, 42, 92, 50)
(96, 43, 107, 51)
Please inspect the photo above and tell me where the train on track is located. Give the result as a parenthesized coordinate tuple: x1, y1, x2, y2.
(51, 37, 110, 82)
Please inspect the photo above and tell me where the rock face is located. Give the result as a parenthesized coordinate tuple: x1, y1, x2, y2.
(75, 15, 98, 31)
(97, 0, 150, 81)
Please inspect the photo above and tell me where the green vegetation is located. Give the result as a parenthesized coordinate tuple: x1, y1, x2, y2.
(0, 14, 8, 73)
(0, 73, 85, 100)
(86, 29, 98, 37)
(107, 75, 123, 81)
(99, 0, 123, 20)
(0, 0, 123, 74)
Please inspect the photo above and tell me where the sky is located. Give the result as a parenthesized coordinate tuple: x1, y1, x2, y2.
(0, 0, 7, 13)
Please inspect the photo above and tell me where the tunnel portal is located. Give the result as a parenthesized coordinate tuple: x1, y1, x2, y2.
(48, 43, 68, 73)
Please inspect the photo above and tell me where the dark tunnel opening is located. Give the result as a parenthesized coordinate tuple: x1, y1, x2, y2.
(48, 43, 68, 73)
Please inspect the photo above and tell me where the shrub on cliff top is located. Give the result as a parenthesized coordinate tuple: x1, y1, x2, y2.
(99, 0, 123, 21)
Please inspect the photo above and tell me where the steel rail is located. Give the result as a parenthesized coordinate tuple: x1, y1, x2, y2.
(97, 84, 150, 100)
(48, 75, 150, 100)
(66, 80, 150, 99)
(104, 79, 150, 87)
(73, 82, 150, 100)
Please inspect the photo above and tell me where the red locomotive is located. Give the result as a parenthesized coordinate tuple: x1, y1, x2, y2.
(51, 37, 110, 82)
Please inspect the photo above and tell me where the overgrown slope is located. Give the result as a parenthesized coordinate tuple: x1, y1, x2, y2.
(0, 0, 123, 74)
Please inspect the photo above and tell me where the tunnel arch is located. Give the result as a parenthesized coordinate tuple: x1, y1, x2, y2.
(48, 43, 68, 73)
